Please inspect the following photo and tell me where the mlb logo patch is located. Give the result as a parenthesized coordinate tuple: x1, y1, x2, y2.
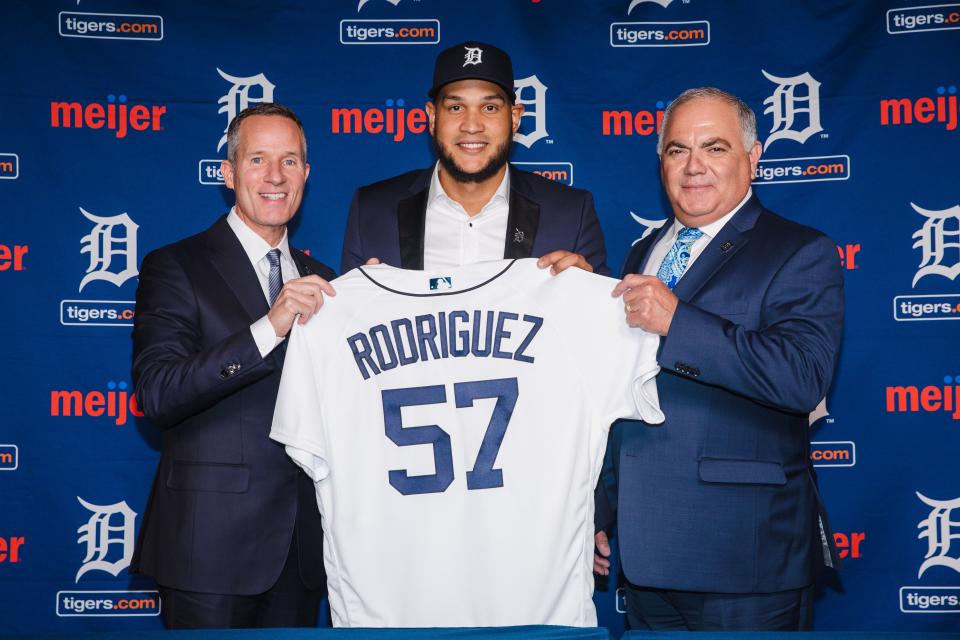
(430, 276, 452, 290)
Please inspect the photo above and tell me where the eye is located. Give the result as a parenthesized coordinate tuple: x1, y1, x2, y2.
(708, 146, 727, 154)
(448, 104, 463, 113)
(483, 104, 499, 113)
(250, 156, 263, 165)
(283, 158, 299, 167)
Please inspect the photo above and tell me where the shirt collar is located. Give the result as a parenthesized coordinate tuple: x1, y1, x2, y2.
(226, 207, 292, 266)
(427, 161, 511, 212)
(672, 188, 752, 240)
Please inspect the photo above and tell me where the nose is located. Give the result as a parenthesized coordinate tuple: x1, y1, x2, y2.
(684, 150, 706, 174)
(460, 108, 484, 134)
(265, 159, 285, 184)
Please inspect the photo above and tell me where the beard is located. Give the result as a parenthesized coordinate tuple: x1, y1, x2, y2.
(431, 133, 512, 184)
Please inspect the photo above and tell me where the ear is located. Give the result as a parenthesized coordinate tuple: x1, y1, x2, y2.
(425, 101, 436, 136)
(511, 102, 525, 134)
(221, 160, 235, 190)
(748, 140, 762, 174)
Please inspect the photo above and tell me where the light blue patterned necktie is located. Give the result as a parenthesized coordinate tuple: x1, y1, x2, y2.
(656, 226, 704, 290)
(266, 248, 282, 305)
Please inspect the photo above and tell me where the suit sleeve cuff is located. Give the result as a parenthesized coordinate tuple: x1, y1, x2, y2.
(251, 315, 284, 358)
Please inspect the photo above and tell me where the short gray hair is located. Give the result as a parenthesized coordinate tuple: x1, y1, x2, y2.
(656, 87, 757, 156)
(226, 102, 307, 165)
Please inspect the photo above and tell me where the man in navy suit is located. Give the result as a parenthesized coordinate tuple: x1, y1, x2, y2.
(132, 103, 335, 628)
(595, 88, 844, 630)
(341, 41, 607, 275)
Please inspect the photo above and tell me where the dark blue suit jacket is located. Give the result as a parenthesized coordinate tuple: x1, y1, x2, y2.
(131, 215, 333, 595)
(340, 165, 608, 274)
(600, 195, 844, 594)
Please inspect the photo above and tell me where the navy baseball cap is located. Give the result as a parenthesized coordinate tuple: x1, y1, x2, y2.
(428, 41, 515, 102)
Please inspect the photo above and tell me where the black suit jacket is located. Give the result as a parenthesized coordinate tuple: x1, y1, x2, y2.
(131, 215, 334, 595)
(341, 166, 608, 274)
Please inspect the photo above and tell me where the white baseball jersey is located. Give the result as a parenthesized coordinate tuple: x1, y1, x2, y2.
(270, 259, 663, 628)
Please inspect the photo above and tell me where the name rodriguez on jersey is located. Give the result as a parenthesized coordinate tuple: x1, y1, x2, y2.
(347, 310, 544, 380)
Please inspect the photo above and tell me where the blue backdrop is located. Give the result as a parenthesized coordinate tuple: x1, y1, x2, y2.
(1, 0, 959, 634)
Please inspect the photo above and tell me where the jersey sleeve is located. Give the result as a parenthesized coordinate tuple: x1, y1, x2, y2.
(269, 321, 331, 482)
(547, 268, 664, 425)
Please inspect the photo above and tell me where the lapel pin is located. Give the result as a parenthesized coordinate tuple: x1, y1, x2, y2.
(513, 228, 525, 243)
(720, 241, 734, 252)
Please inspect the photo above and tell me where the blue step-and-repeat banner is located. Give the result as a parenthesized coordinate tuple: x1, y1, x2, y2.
(1, 0, 959, 634)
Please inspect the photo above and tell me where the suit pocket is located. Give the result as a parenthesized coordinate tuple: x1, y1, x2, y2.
(166, 461, 250, 493)
(698, 457, 786, 486)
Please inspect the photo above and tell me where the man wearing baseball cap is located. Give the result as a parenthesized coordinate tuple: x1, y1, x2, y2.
(341, 41, 607, 275)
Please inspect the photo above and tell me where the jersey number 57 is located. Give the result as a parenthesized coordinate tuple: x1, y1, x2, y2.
(382, 377, 518, 495)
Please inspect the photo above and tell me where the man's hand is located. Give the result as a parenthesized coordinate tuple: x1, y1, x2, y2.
(594, 531, 612, 576)
(268, 275, 336, 337)
(612, 274, 678, 336)
(537, 250, 593, 275)
(364, 257, 380, 266)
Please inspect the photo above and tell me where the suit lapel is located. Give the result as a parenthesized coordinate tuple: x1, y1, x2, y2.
(289, 248, 311, 277)
(624, 220, 673, 276)
(205, 216, 270, 322)
(504, 185, 540, 259)
(397, 190, 427, 270)
(397, 171, 431, 270)
(671, 196, 762, 301)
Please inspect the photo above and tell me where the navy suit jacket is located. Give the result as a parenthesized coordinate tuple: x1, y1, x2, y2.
(131, 215, 334, 595)
(340, 165, 608, 274)
(600, 195, 844, 594)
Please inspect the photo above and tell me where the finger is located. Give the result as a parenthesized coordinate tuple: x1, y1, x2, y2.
(316, 279, 336, 298)
(286, 287, 324, 317)
(537, 250, 568, 269)
(621, 290, 643, 314)
(283, 279, 335, 301)
(550, 253, 582, 275)
(276, 290, 319, 316)
(293, 276, 337, 298)
(292, 274, 327, 284)
(611, 275, 642, 297)
(593, 556, 610, 576)
(365, 257, 381, 266)
(595, 531, 610, 554)
(278, 284, 321, 304)
(597, 537, 611, 557)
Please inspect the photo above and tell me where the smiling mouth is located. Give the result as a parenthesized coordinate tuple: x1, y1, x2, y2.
(260, 193, 287, 200)
(457, 142, 487, 152)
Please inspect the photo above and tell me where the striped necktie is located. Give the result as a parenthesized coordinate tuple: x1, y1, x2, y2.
(266, 248, 282, 305)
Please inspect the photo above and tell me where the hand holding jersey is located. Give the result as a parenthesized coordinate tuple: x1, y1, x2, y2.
(612, 274, 680, 337)
(267, 275, 336, 337)
(537, 249, 594, 276)
(268, 258, 380, 337)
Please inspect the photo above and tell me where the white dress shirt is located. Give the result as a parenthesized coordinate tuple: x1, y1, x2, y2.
(423, 162, 510, 270)
(643, 189, 753, 278)
(226, 208, 300, 357)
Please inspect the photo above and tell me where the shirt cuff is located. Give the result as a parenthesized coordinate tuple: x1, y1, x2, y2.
(251, 314, 285, 358)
